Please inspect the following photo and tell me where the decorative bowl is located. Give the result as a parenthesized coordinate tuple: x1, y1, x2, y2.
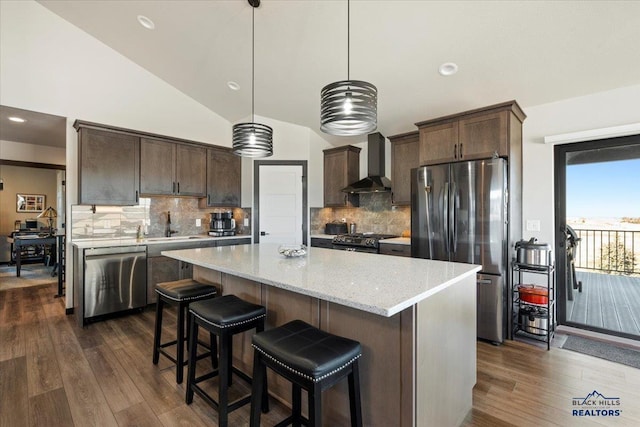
(278, 244, 307, 258)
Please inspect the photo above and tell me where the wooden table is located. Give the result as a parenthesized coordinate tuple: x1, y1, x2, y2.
(12, 235, 56, 277)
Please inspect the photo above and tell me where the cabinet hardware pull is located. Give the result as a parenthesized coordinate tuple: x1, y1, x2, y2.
(391, 192, 394, 204)
(454, 144, 457, 159)
(172, 182, 176, 193)
(177, 182, 180, 194)
(208, 194, 211, 204)
(135, 190, 139, 203)
(459, 143, 463, 158)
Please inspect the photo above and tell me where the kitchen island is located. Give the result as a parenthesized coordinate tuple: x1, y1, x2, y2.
(163, 243, 480, 427)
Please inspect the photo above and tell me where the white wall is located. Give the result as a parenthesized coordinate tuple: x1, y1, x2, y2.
(521, 84, 640, 247)
(0, 140, 66, 165)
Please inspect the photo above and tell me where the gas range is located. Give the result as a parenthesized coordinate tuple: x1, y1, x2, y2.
(331, 233, 398, 253)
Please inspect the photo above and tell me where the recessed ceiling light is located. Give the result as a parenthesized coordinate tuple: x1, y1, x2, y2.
(8, 116, 26, 123)
(137, 15, 155, 30)
(227, 81, 240, 91)
(438, 62, 459, 76)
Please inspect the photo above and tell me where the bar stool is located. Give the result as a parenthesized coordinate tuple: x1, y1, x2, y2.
(186, 294, 269, 427)
(152, 278, 218, 384)
(249, 319, 363, 427)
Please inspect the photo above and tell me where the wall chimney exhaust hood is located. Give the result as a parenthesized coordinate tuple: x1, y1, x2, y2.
(342, 132, 391, 193)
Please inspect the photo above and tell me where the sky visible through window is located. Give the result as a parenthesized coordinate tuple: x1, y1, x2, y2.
(567, 158, 640, 218)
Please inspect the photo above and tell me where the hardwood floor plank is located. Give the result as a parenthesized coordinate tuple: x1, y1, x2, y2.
(157, 404, 210, 427)
(113, 401, 162, 427)
(26, 337, 64, 397)
(28, 387, 74, 427)
(0, 321, 26, 362)
(0, 357, 29, 427)
(84, 344, 145, 413)
(46, 307, 118, 426)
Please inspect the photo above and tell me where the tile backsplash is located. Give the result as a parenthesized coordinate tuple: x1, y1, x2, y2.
(311, 192, 410, 236)
(71, 198, 251, 240)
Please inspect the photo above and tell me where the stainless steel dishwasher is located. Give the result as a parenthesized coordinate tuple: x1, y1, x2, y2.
(83, 246, 147, 320)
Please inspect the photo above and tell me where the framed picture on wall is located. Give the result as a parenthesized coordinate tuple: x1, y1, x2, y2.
(16, 194, 45, 212)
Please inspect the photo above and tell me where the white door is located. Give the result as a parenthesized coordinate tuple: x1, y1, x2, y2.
(259, 165, 303, 245)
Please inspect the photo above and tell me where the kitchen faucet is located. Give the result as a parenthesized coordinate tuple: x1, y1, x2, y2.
(165, 211, 177, 237)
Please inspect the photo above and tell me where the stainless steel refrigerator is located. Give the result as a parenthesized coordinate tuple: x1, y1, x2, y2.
(411, 158, 509, 343)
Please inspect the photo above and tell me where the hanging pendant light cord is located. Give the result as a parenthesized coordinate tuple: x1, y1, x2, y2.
(347, 0, 350, 80)
(252, 5, 255, 123)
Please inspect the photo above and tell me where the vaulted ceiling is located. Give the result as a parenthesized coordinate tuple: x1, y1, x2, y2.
(25, 0, 640, 146)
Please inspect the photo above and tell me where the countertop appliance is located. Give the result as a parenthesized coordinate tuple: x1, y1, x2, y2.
(324, 222, 348, 235)
(411, 158, 511, 343)
(82, 246, 147, 323)
(210, 211, 235, 236)
(332, 233, 398, 253)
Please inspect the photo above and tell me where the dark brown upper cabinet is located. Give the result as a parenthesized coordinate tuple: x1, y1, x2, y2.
(140, 138, 206, 197)
(200, 146, 241, 207)
(323, 145, 361, 207)
(416, 101, 526, 165)
(389, 131, 419, 206)
(75, 123, 140, 206)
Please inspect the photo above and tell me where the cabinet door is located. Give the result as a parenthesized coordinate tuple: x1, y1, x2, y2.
(176, 144, 206, 197)
(204, 147, 241, 206)
(419, 122, 458, 165)
(310, 238, 333, 249)
(458, 111, 508, 160)
(379, 243, 411, 257)
(147, 256, 181, 304)
(78, 128, 140, 205)
(140, 138, 176, 195)
(323, 146, 360, 207)
(390, 134, 419, 205)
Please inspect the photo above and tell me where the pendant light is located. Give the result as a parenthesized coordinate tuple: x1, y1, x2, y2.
(233, 0, 273, 157)
(320, 0, 377, 136)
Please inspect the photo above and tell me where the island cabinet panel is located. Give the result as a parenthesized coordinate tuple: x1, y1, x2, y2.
(323, 145, 361, 207)
(415, 274, 475, 427)
(200, 147, 241, 207)
(320, 302, 414, 427)
(140, 138, 206, 197)
(389, 131, 420, 205)
(77, 127, 140, 206)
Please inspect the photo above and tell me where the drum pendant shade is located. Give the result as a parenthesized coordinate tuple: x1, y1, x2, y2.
(320, 0, 377, 136)
(233, 0, 273, 157)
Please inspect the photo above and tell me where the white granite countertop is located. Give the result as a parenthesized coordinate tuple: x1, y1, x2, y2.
(72, 235, 251, 249)
(379, 237, 411, 245)
(162, 243, 480, 317)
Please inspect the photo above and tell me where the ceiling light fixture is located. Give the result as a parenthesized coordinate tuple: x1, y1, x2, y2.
(438, 62, 459, 76)
(227, 81, 240, 91)
(137, 15, 155, 30)
(232, 0, 273, 158)
(8, 116, 26, 123)
(320, 0, 377, 136)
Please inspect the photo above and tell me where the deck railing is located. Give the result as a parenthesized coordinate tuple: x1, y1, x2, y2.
(570, 228, 639, 274)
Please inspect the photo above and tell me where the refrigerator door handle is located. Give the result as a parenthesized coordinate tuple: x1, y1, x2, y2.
(451, 181, 457, 254)
(443, 182, 450, 254)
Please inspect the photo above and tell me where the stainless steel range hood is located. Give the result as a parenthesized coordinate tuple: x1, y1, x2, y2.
(342, 132, 391, 193)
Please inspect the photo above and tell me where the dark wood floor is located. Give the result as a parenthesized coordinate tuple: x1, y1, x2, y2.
(2, 283, 640, 426)
(567, 271, 640, 337)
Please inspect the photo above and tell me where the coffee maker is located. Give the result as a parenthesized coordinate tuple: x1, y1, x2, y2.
(209, 211, 236, 236)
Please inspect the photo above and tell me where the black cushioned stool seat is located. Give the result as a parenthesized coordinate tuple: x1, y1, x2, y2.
(250, 319, 363, 427)
(186, 295, 268, 427)
(152, 279, 218, 384)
